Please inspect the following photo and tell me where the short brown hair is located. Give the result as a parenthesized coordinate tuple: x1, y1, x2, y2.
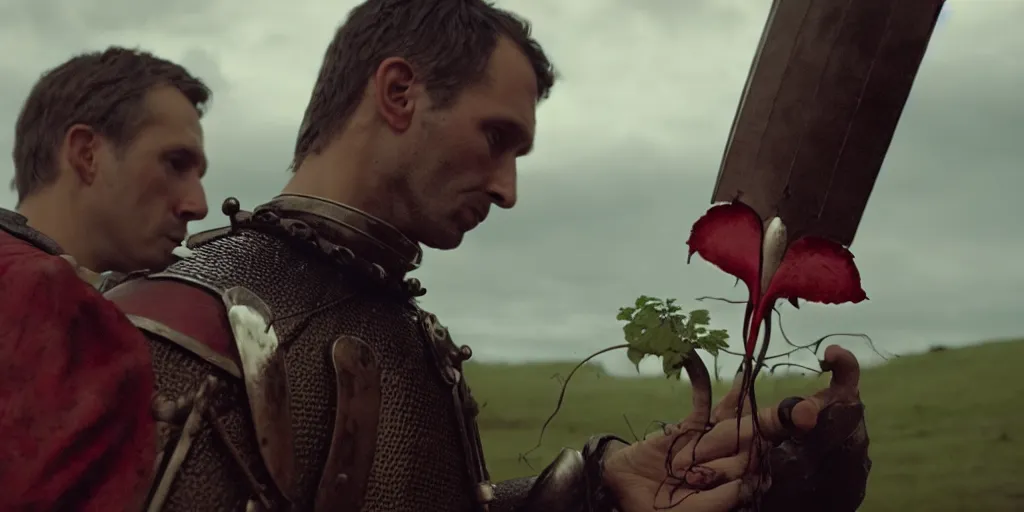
(292, 0, 557, 169)
(11, 46, 211, 202)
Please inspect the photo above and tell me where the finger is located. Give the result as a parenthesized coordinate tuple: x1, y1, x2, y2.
(685, 398, 823, 463)
(646, 415, 711, 456)
(681, 351, 714, 425)
(790, 397, 822, 432)
(674, 450, 757, 490)
(663, 479, 752, 512)
(675, 408, 768, 464)
(821, 345, 860, 390)
(793, 345, 861, 430)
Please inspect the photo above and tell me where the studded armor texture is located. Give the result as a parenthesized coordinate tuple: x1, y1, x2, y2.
(107, 196, 612, 512)
(142, 227, 478, 510)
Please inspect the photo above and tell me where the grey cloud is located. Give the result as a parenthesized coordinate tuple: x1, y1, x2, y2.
(0, 0, 219, 34)
(179, 48, 230, 96)
(421, 0, 1024, 373)
(0, 0, 1020, 378)
(630, 0, 770, 33)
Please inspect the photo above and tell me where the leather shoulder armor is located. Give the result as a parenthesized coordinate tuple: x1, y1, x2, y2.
(107, 276, 241, 378)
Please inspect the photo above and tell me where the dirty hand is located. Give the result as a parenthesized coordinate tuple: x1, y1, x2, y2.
(601, 356, 833, 511)
(711, 344, 870, 512)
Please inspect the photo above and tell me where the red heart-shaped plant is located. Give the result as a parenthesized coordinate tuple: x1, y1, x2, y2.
(686, 201, 868, 358)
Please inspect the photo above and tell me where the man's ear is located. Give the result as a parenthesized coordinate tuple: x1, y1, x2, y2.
(62, 124, 101, 185)
(373, 57, 419, 132)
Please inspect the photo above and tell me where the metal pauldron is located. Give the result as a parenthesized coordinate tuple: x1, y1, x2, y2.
(135, 325, 287, 511)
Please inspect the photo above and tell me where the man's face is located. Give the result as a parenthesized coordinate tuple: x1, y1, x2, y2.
(397, 38, 538, 250)
(89, 86, 208, 272)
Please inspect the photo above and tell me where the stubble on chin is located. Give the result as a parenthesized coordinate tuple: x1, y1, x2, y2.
(415, 213, 465, 250)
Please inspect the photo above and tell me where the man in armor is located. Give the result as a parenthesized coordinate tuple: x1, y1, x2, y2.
(3, 47, 211, 277)
(106, 1, 870, 510)
(0, 47, 211, 509)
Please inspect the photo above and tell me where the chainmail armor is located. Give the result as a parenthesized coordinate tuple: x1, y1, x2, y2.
(119, 195, 613, 512)
(145, 228, 472, 511)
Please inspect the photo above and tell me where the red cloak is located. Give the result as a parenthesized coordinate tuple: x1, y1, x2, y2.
(0, 230, 156, 511)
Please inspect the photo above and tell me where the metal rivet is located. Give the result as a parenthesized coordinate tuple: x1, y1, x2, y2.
(222, 197, 240, 216)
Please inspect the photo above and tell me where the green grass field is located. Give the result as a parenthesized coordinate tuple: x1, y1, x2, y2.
(465, 339, 1024, 511)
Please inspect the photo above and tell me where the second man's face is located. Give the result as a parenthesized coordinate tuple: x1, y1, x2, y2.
(93, 86, 209, 273)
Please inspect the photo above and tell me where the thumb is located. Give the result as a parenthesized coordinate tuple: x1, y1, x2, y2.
(787, 345, 862, 434)
(821, 345, 861, 399)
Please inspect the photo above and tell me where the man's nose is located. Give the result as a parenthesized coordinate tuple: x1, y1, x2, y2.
(176, 176, 209, 222)
(486, 159, 518, 209)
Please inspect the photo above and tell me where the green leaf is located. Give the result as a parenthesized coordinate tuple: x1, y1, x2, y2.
(633, 308, 661, 329)
(618, 295, 732, 379)
(635, 329, 652, 350)
(627, 347, 645, 371)
(647, 323, 677, 355)
(697, 329, 730, 356)
(678, 339, 696, 355)
(623, 323, 644, 346)
(707, 329, 729, 344)
(662, 350, 684, 377)
(689, 309, 711, 326)
(669, 315, 687, 334)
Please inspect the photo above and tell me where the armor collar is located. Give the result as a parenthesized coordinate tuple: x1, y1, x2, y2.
(0, 207, 64, 255)
(254, 194, 423, 278)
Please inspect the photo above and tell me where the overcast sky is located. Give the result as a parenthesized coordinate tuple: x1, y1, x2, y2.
(1, 0, 1020, 376)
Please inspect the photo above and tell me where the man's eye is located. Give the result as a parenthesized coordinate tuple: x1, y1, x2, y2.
(486, 129, 503, 150)
(165, 156, 189, 172)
